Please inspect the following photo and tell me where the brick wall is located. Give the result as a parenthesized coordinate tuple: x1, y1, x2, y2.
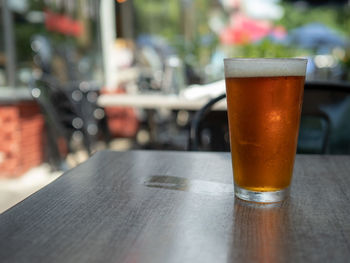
(101, 89, 139, 138)
(0, 101, 45, 178)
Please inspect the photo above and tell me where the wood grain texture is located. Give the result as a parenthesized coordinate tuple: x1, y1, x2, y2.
(0, 151, 350, 263)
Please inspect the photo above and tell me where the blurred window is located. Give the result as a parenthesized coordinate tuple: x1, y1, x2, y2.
(5, 0, 103, 88)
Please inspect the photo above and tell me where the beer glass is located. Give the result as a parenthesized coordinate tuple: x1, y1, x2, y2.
(224, 58, 307, 203)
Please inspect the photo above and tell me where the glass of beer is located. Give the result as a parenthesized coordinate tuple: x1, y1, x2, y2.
(224, 58, 307, 203)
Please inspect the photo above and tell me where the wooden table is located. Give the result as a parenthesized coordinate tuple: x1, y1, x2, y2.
(0, 151, 349, 262)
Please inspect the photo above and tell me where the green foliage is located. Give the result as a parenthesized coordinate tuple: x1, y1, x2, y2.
(276, 2, 350, 74)
(277, 3, 350, 36)
(133, 0, 220, 72)
(133, 1, 350, 78)
(15, 23, 47, 63)
(133, 0, 181, 39)
(232, 39, 310, 58)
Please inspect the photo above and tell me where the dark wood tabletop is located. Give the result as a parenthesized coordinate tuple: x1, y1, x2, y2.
(0, 150, 350, 263)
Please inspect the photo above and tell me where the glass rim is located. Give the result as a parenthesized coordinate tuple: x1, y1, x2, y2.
(224, 57, 308, 77)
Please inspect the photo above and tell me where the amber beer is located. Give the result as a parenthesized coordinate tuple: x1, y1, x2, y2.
(224, 58, 307, 202)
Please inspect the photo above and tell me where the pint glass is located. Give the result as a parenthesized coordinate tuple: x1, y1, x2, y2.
(224, 58, 307, 202)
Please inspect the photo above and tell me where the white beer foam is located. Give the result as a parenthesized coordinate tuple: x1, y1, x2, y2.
(224, 58, 307, 78)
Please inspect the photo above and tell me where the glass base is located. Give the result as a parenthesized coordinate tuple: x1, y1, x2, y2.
(234, 185, 289, 203)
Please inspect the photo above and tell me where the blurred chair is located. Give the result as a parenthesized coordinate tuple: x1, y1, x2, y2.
(299, 81, 350, 154)
(188, 81, 350, 154)
(188, 94, 229, 151)
(28, 77, 71, 171)
(30, 35, 109, 159)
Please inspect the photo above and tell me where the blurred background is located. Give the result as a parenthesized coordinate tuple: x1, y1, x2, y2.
(1, 0, 350, 212)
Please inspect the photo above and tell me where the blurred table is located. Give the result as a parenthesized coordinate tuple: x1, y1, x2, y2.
(0, 151, 350, 262)
(98, 93, 227, 111)
(0, 86, 32, 102)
